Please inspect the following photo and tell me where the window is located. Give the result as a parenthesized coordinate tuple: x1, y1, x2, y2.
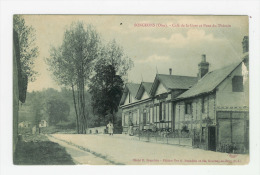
(202, 97, 205, 113)
(147, 111, 150, 124)
(129, 112, 133, 125)
(150, 107, 153, 123)
(232, 76, 243, 92)
(128, 93, 131, 103)
(202, 127, 206, 136)
(159, 103, 162, 121)
(163, 103, 166, 120)
(124, 114, 129, 126)
(159, 102, 165, 121)
(185, 102, 192, 114)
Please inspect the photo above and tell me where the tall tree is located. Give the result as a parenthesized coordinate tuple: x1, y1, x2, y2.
(13, 15, 39, 82)
(89, 40, 133, 125)
(46, 22, 100, 134)
(101, 40, 134, 80)
(89, 64, 124, 125)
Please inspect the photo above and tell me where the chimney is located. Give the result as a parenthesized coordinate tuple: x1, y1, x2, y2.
(169, 68, 172, 75)
(242, 36, 249, 53)
(198, 54, 209, 79)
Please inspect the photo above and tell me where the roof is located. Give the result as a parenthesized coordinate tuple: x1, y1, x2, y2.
(119, 83, 140, 105)
(136, 82, 153, 99)
(142, 82, 153, 93)
(176, 61, 242, 99)
(150, 74, 198, 95)
(126, 83, 140, 97)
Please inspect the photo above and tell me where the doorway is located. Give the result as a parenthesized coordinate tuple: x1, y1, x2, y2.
(208, 126, 216, 151)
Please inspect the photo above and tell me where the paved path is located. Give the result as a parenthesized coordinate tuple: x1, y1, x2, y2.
(50, 134, 249, 165)
(47, 135, 113, 165)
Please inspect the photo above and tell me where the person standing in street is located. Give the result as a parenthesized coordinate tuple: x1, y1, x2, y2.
(107, 121, 114, 136)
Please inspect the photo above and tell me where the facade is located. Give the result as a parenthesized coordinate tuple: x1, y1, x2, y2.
(174, 55, 249, 152)
(13, 30, 28, 153)
(120, 74, 198, 134)
(119, 36, 249, 153)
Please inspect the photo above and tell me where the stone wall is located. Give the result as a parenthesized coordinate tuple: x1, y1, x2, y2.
(86, 126, 107, 134)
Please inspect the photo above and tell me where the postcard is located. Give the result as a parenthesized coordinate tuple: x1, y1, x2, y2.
(13, 15, 249, 165)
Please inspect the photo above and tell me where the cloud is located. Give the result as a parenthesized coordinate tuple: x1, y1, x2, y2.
(141, 29, 223, 48)
(136, 54, 170, 63)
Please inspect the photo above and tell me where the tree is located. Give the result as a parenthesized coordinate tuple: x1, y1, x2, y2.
(13, 15, 39, 82)
(89, 64, 124, 125)
(46, 96, 70, 125)
(27, 91, 44, 128)
(46, 22, 100, 134)
(100, 40, 134, 81)
(89, 40, 133, 125)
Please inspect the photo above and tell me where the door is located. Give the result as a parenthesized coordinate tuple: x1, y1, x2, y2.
(208, 126, 216, 151)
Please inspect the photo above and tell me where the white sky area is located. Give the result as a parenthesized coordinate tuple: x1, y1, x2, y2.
(23, 15, 248, 92)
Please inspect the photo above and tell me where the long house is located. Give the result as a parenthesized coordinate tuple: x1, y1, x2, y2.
(119, 36, 249, 153)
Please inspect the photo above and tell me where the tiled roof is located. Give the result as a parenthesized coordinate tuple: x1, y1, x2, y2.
(176, 61, 242, 99)
(149, 74, 198, 96)
(136, 82, 153, 99)
(156, 74, 198, 89)
(126, 83, 140, 97)
(119, 83, 140, 105)
(142, 82, 153, 93)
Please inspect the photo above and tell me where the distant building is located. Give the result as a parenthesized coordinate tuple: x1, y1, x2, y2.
(18, 121, 31, 128)
(119, 36, 249, 153)
(39, 120, 48, 128)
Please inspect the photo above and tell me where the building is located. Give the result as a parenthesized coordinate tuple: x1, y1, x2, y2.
(13, 30, 28, 153)
(119, 36, 249, 153)
(120, 73, 198, 134)
(39, 120, 48, 128)
(174, 54, 249, 152)
(18, 121, 31, 128)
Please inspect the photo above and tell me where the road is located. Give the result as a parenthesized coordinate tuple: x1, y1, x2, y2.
(47, 135, 113, 165)
(48, 134, 249, 165)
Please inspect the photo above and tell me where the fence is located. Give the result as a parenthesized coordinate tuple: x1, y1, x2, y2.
(135, 130, 193, 147)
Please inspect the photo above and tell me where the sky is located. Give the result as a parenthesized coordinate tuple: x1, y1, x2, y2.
(22, 15, 249, 92)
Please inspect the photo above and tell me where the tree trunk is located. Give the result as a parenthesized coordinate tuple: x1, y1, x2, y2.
(72, 84, 79, 134)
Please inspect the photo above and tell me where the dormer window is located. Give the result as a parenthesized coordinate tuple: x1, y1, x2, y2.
(232, 76, 243, 92)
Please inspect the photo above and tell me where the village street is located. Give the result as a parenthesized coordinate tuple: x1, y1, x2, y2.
(48, 134, 249, 165)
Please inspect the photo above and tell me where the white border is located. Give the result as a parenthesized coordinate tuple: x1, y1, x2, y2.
(1, 1, 260, 175)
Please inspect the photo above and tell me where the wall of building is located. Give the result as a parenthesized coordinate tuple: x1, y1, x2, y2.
(216, 63, 249, 109)
(124, 92, 138, 105)
(121, 92, 174, 133)
(121, 100, 151, 133)
(155, 83, 168, 96)
(174, 93, 216, 131)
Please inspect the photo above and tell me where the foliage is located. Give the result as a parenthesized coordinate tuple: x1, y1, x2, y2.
(46, 22, 100, 134)
(29, 91, 44, 127)
(89, 40, 133, 125)
(13, 15, 39, 82)
(99, 40, 134, 81)
(89, 64, 124, 125)
(46, 96, 70, 125)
